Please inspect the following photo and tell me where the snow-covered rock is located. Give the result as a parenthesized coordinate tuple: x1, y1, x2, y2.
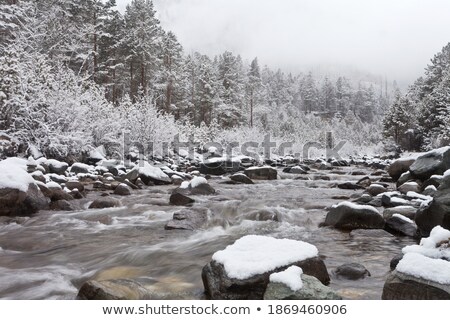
(70, 162, 92, 174)
(173, 177, 215, 196)
(0, 158, 49, 216)
(398, 181, 420, 194)
(324, 201, 384, 230)
(202, 235, 329, 299)
(367, 184, 387, 196)
(113, 183, 131, 196)
(199, 157, 241, 175)
(415, 175, 450, 235)
(382, 226, 450, 299)
(230, 173, 254, 184)
(124, 162, 171, 185)
(385, 214, 417, 237)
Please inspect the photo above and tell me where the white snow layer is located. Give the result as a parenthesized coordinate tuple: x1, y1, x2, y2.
(392, 214, 414, 224)
(0, 158, 35, 192)
(212, 235, 318, 280)
(269, 266, 303, 291)
(190, 176, 208, 188)
(396, 253, 450, 284)
(406, 191, 432, 201)
(138, 162, 171, 182)
(333, 201, 380, 214)
(402, 226, 450, 260)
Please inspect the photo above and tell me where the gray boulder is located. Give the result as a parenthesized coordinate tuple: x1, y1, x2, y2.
(113, 183, 131, 196)
(384, 215, 418, 237)
(165, 209, 207, 230)
(0, 183, 49, 216)
(169, 193, 195, 206)
(230, 173, 254, 184)
(244, 167, 277, 180)
(332, 263, 370, 280)
(409, 147, 450, 181)
(264, 274, 342, 300)
(382, 270, 450, 300)
(324, 202, 384, 230)
(89, 197, 122, 209)
(388, 158, 416, 181)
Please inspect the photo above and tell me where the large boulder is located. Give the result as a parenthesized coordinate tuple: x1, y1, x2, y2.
(169, 193, 195, 206)
(382, 270, 450, 300)
(172, 177, 215, 196)
(0, 158, 49, 216)
(45, 159, 68, 175)
(113, 183, 131, 196)
(323, 201, 384, 230)
(384, 214, 418, 237)
(200, 158, 240, 175)
(388, 158, 416, 181)
(415, 175, 450, 236)
(123, 162, 171, 186)
(230, 173, 254, 184)
(202, 235, 329, 299)
(244, 166, 277, 180)
(70, 162, 91, 174)
(409, 146, 450, 181)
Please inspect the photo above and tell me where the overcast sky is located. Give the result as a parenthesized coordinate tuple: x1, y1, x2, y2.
(116, 0, 450, 85)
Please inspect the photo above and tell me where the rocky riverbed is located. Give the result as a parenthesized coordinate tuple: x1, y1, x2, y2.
(0, 149, 449, 300)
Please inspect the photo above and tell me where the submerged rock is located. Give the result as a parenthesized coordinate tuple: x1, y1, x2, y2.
(333, 263, 371, 280)
(165, 209, 207, 230)
(244, 166, 277, 180)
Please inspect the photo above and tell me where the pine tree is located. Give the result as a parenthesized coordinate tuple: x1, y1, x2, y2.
(246, 57, 261, 127)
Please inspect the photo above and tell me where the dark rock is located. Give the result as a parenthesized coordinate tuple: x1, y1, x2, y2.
(382, 270, 450, 300)
(371, 170, 387, 176)
(31, 171, 46, 183)
(48, 189, 74, 202)
(422, 176, 443, 191)
(70, 162, 91, 174)
(333, 263, 370, 280)
(351, 171, 367, 176)
(47, 160, 68, 175)
(199, 160, 240, 175)
(367, 184, 387, 196)
(0, 183, 49, 216)
(388, 158, 415, 181)
(324, 202, 384, 230)
(337, 182, 365, 190)
(398, 182, 420, 194)
(244, 167, 277, 180)
(77, 279, 151, 300)
(381, 194, 410, 207)
(65, 181, 85, 192)
(165, 209, 207, 230)
(283, 166, 308, 174)
(389, 254, 403, 271)
(170, 193, 195, 206)
(49, 200, 74, 211)
(409, 147, 450, 180)
(356, 176, 371, 188)
(113, 184, 131, 196)
(385, 215, 418, 237)
(69, 190, 84, 199)
(415, 175, 450, 236)
(396, 171, 413, 188)
(89, 197, 122, 209)
(264, 274, 342, 300)
(379, 176, 394, 183)
(230, 173, 254, 184)
(202, 257, 330, 300)
(383, 206, 417, 220)
(123, 164, 171, 186)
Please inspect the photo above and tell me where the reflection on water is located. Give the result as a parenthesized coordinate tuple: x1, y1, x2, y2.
(0, 171, 415, 299)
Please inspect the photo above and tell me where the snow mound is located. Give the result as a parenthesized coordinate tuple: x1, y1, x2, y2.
(212, 235, 318, 280)
(333, 201, 380, 215)
(396, 252, 450, 284)
(403, 226, 450, 260)
(0, 158, 35, 192)
(269, 266, 303, 291)
(190, 176, 208, 188)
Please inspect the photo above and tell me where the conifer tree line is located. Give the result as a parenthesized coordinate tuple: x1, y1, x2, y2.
(0, 0, 393, 159)
(383, 44, 450, 151)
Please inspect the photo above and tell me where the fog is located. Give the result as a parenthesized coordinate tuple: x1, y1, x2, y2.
(116, 0, 450, 85)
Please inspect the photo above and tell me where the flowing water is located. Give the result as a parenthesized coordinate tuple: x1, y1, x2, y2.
(0, 168, 415, 300)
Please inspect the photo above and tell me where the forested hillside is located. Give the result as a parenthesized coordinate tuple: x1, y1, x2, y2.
(1, 0, 395, 160)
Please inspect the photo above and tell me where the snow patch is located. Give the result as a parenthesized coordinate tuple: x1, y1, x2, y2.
(0, 158, 35, 192)
(269, 266, 303, 291)
(392, 214, 414, 224)
(396, 253, 450, 284)
(190, 177, 208, 188)
(333, 201, 380, 215)
(212, 235, 318, 280)
(402, 226, 450, 260)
